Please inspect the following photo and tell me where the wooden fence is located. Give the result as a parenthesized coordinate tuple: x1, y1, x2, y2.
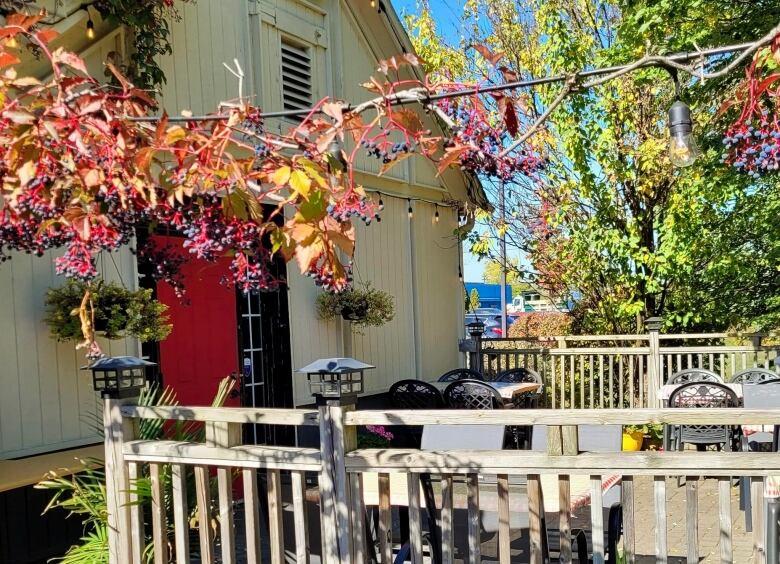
(106, 399, 780, 564)
(470, 330, 780, 408)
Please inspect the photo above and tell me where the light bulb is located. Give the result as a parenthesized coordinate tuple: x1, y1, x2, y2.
(370, 0, 377, 7)
(669, 133, 700, 167)
(86, 19, 95, 40)
(378, 197, 384, 210)
(407, 200, 413, 219)
(7, 36, 18, 49)
(668, 100, 699, 168)
(434, 207, 440, 223)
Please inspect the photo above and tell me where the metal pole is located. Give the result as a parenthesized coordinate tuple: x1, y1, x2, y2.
(499, 179, 508, 336)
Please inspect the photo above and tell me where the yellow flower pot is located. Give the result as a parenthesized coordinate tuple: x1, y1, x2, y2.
(622, 431, 644, 451)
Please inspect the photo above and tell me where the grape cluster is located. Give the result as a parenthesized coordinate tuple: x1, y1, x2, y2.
(305, 260, 353, 291)
(438, 104, 542, 180)
(230, 251, 279, 294)
(361, 139, 415, 165)
(242, 109, 265, 135)
(326, 192, 378, 225)
(55, 240, 98, 280)
(721, 115, 780, 178)
(135, 241, 188, 299)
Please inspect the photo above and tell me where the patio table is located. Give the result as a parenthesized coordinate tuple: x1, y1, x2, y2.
(431, 380, 541, 402)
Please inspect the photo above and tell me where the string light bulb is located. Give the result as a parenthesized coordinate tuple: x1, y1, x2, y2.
(86, 18, 95, 40)
(458, 266, 463, 281)
(407, 199, 413, 219)
(7, 36, 18, 49)
(378, 197, 384, 210)
(434, 205, 440, 223)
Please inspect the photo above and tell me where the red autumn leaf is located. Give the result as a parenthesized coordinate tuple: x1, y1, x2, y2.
(390, 108, 424, 134)
(499, 65, 518, 82)
(34, 29, 59, 45)
(437, 145, 471, 175)
(322, 102, 344, 125)
(52, 48, 89, 75)
(499, 97, 520, 137)
(0, 51, 20, 68)
(472, 44, 504, 66)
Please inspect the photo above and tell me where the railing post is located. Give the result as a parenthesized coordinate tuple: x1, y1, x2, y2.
(646, 317, 663, 407)
(318, 396, 357, 564)
(103, 396, 137, 564)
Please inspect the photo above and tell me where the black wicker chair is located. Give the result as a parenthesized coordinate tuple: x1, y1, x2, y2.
(388, 379, 444, 564)
(388, 379, 444, 449)
(438, 368, 483, 382)
(390, 379, 445, 409)
(496, 367, 543, 448)
(668, 368, 723, 384)
(730, 368, 780, 385)
(443, 379, 504, 410)
(668, 381, 740, 451)
(496, 367, 544, 406)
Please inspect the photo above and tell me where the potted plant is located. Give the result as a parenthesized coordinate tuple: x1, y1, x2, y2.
(623, 424, 664, 451)
(622, 425, 645, 451)
(316, 283, 395, 329)
(45, 278, 172, 343)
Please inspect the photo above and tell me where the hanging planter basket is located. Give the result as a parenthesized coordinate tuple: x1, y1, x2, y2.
(44, 278, 172, 343)
(317, 283, 395, 329)
(341, 303, 370, 322)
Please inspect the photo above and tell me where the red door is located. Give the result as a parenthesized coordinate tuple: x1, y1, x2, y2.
(152, 235, 240, 406)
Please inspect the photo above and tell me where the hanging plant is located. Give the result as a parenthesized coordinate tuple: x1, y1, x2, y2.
(44, 278, 171, 343)
(316, 283, 395, 329)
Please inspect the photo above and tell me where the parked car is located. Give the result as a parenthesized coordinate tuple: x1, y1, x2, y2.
(465, 314, 503, 337)
(469, 307, 517, 327)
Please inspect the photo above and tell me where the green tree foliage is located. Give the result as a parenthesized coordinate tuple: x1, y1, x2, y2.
(405, 0, 780, 333)
(469, 287, 481, 310)
(482, 258, 532, 296)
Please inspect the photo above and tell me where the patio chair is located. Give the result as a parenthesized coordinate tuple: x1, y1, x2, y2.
(667, 381, 740, 451)
(495, 367, 544, 406)
(496, 367, 544, 448)
(729, 367, 780, 384)
(389, 379, 444, 448)
(443, 379, 504, 410)
(437, 368, 483, 382)
(739, 381, 780, 532)
(667, 368, 723, 384)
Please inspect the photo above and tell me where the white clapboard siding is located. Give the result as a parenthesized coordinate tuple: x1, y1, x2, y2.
(411, 202, 464, 380)
(0, 248, 139, 459)
(0, 30, 139, 459)
(350, 196, 417, 394)
(156, 0, 251, 115)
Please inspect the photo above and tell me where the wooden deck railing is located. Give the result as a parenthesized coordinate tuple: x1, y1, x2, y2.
(106, 400, 780, 564)
(471, 329, 780, 408)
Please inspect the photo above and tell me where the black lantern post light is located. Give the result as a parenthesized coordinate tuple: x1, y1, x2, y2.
(466, 319, 486, 374)
(297, 357, 375, 403)
(85, 355, 156, 398)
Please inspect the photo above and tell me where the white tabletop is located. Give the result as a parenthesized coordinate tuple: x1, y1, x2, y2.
(432, 380, 541, 400)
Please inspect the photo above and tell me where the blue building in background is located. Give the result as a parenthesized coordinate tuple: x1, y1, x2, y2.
(464, 282, 512, 310)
